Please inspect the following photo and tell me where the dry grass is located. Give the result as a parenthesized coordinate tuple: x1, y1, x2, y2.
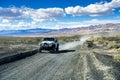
(114, 55, 120, 62)
(0, 44, 38, 57)
(0, 35, 80, 45)
(85, 35, 120, 62)
(86, 35, 120, 50)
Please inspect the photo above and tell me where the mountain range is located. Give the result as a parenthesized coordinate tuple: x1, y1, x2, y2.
(0, 23, 120, 37)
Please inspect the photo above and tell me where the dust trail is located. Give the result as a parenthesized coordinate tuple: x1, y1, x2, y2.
(60, 36, 90, 50)
(60, 41, 80, 50)
(79, 36, 90, 45)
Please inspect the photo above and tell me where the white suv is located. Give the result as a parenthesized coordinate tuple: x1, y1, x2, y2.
(38, 37, 59, 52)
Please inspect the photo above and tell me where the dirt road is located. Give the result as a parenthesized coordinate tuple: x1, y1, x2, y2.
(0, 41, 120, 80)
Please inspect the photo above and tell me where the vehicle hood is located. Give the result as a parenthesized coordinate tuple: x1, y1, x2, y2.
(41, 41, 54, 44)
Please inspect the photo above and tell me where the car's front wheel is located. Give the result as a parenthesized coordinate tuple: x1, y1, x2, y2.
(56, 45, 59, 51)
(53, 45, 59, 52)
(38, 48, 42, 52)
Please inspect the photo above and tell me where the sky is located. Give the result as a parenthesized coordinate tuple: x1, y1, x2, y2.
(0, 0, 120, 30)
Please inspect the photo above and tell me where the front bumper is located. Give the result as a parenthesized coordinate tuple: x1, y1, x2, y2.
(40, 44, 55, 50)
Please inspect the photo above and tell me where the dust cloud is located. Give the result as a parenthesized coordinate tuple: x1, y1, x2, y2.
(60, 36, 90, 50)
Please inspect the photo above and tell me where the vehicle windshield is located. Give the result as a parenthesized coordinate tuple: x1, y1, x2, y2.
(43, 38, 55, 41)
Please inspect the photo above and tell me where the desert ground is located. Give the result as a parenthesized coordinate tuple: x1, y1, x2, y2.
(0, 35, 120, 80)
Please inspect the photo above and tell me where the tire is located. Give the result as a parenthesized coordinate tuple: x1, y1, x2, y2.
(56, 46, 59, 52)
(56, 44, 59, 51)
(52, 47, 57, 52)
(52, 48, 56, 52)
(38, 48, 42, 53)
(54, 45, 59, 52)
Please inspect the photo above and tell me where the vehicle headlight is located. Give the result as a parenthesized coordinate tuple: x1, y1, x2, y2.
(49, 43, 53, 46)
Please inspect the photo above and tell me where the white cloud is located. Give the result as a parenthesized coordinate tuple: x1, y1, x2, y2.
(30, 8, 65, 22)
(0, 19, 119, 30)
(52, 19, 120, 29)
(0, 7, 25, 20)
(2, 19, 11, 23)
(0, 0, 120, 30)
(0, 7, 65, 30)
(0, 7, 65, 21)
(82, 19, 120, 25)
(0, 21, 37, 30)
(65, 0, 120, 16)
(56, 22, 89, 29)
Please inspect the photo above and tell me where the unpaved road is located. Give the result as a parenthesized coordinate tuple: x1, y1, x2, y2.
(0, 41, 120, 80)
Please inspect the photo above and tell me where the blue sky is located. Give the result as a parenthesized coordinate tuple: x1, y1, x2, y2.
(0, 0, 120, 30)
(0, 0, 111, 8)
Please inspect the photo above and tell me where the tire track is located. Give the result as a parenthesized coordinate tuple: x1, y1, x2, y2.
(28, 53, 64, 80)
(86, 52, 116, 80)
(73, 48, 118, 80)
(73, 50, 99, 80)
(51, 52, 79, 80)
(72, 51, 87, 80)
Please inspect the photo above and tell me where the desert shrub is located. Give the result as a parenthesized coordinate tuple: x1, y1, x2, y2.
(114, 55, 120, 62)
(87, 35, 120, 50)
(58, 35, 80, 42)
(110, 48, 120, 52)
(107, 41, 117, 49)
(0, 36, 80, 45)
(0, 37, 43, 45)
(85, 41, 94, 48)
(34, 37, 42, 42)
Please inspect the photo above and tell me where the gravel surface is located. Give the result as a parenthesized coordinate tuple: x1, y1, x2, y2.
(0, 41, 120, 80)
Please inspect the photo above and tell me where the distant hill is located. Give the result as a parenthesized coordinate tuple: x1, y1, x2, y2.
(0, 28, 56, 36)
(0, 23, 120, 37)
(47, 23, 120, 36)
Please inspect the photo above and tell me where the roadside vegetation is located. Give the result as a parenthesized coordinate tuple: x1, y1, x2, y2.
(86, 35, 120, 50)
(0, 37, 42, 45)
(0, 35, 80, 44)
(58, 35, 80, 42)
(85, 35, 120, 62)
(114, 55, 120, 62)
(0, 37, 40, 57)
